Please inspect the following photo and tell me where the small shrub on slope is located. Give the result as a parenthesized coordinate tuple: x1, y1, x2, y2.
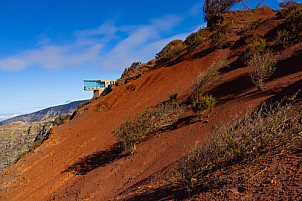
(248, 51, 276, 90)
(192, 59, 227, 104)
(168, 91, 179, 101)
(184, 28, 207, 52)
(279, 0, 297, 8)
(112, 101, 184, 154)
(276, 4, 297, 18)
(210, 22, 231, 49)
(156, 40, 184, 61)
(192, 94, 216, 117)
(285, 8, 302, 42)
(274, 29, 290, 49)
(174, 95, 302, 193)
(238, 17, 264, 34)
(203, 0, 242, 27)
(52, 114, 72, 126)
(239, 35, 267, 66)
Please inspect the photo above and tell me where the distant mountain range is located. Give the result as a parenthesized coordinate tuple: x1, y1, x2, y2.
(0, 100, 87, 126)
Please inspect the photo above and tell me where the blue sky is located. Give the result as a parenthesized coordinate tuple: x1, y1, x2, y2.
(0, 0, 294, 121)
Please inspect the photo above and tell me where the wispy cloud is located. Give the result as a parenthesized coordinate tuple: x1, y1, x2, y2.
(0, 5, 202, 72)
(0, 113, 20, 121)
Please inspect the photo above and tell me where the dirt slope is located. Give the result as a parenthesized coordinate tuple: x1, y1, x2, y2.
(0, 6, 301, 201)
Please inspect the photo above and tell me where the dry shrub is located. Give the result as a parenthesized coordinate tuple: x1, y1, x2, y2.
(274, 29, 290, 49)
(192, 94, 216, 117)
(184, 28, 207, 52)
(192, 59, 227, 104)
(156, 40, 184, 61)
(116, 61, 154, 86)
(203, 0, 242, 27)
(276, 4, 297, 18)
(112, 101, 184, 154)
(174, 95, 302, 192)
(238, 17, 264, 34)
(211, 31, 228, 49)
(239, 35, 267, 66)
(248, 51, 276, 90)
(52, 114, 72, 126)
(168, 91, 179, 101)
(284, 8, 302, 42)
(279, 0, 297, 8)
(210, 22, 231, 49)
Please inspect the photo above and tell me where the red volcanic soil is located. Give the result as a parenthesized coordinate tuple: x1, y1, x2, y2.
(0, 6, 301, 201)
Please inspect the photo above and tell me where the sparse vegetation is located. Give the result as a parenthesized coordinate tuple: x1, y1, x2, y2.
(203, 0, 242, 27)
(248, 51, 276, 90)
(192, 59, 226, 104)
(279, 0, 297, 8)
(274, 29, 290, 49)
(191, 59, 227, 118)
(156, 40, 185, 61)
(15, 128, 54, 162)
(211, 31, 228, 49)
(239, 35, 268, 66)
(78, 101, 89, 109)
(184, 28, 207, 52)
(174, 95, 302, 193)
(284, 8, 302, 42)
(116, 61, 154, 86)
(112, 101, 184, 154)
(238, 17, 264, 34)
(192, 94, 216, 117)
(168, 91, 179, 101)
(210, 22, 231, 49)
(52, 114, 72, 126)
(276, 4, 297, 18)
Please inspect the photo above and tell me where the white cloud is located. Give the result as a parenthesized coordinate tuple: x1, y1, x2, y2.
(0, 5, 202, 73)
(0, 113, 20, 121)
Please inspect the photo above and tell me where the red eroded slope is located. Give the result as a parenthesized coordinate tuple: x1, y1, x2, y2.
(0, 6, 301, 201)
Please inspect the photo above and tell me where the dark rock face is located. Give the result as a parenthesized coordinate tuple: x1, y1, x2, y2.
(0, 100, 87, 126)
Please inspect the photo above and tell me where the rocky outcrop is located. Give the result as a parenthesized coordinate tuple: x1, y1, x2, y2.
(0, 120, 53, 172)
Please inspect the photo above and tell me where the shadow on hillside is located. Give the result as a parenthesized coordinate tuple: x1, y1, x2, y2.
(122, 184, 188, 201)
(192, 48, 214, 60)
(264, 79, 302, 104)
(208, 73, 254, 101)
(270, 50, 302, 80)
(62, 144, 127, 175)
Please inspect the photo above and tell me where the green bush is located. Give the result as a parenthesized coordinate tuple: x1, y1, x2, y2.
(274, 29, 290, 49)
(279, 0, 297, 8)
(276, 4, 297, 18)
(210, 22, 231, 49)
(239, 35, 267, 66)
(168, 91, 179, 101)
(184, 28, 207, 52)
(203, 0, 242, 27)
(52, 114, 72, 126)
(284, 8, 302, 42)
(238, 17, 264, 34)
(116, 61, 153, 86)
(211, 31, 227, 49)
(192, 94, 216, 116)
(248, 51, 276, 90)
(78, 101, 89, 109)
(156, 40, 184, 61)
(112, 101, 184, 154)
(174, 96, 302, 192)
